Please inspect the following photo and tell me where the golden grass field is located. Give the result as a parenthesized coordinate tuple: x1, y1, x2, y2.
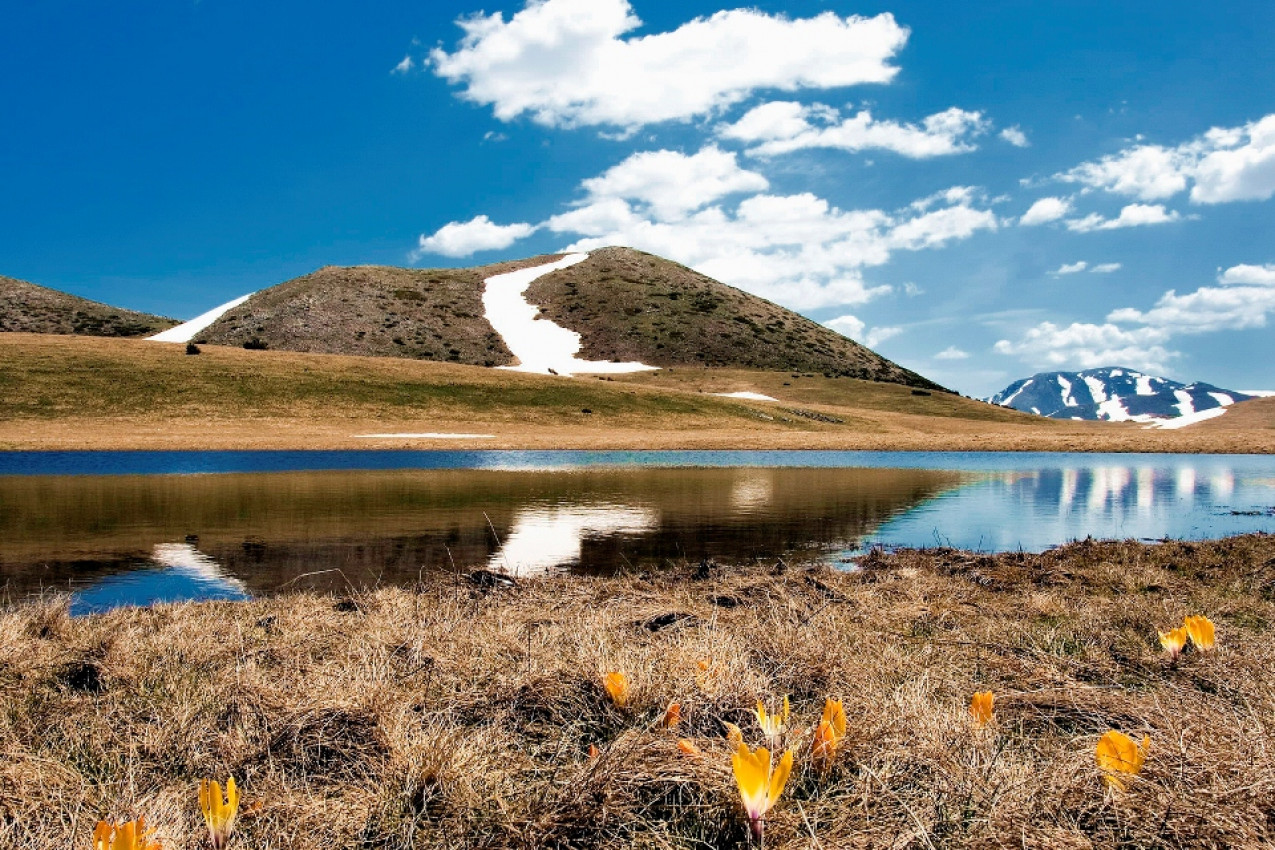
(1, 334, 1272, 452)
(3, 535, 1274, 848)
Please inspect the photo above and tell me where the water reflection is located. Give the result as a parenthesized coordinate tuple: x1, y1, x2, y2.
(858, 462, 1275, 554)
(492, 505, 659, 576)
(70, 543, 250, 615)
(0, 466, 963, 605)
(3, 455, 1273, 611)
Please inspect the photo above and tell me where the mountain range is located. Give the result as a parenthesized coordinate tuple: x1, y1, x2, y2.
(987, 367, 1256, 425)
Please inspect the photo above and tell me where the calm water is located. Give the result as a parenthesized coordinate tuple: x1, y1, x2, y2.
(1, 451, 1273, 613)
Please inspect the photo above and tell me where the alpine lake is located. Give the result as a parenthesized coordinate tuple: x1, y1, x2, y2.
(2, 450, 1273, 614)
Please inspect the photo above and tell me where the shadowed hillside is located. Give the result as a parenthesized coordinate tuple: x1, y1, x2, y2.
(0, 275, 176, 337)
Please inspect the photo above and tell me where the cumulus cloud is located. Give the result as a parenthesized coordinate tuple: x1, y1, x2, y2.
(1000, 126, 1029, 147)
(1020, 196, 1071, 225)
(1055, 113, 1275, 204)
(1090, 262, 1122, 274)
(1052, 261, 1088, 275)
(935, 346, 970, 360)
(825, 315, 899, 348)
(415, 215, 538, 258)
(996, 262, 1275, 371)
(578, 146, 767, 220)
(392, 55, 414, 74)
(1219, 263, 1275, 285)
(1065, 203, 1181, 232)
(537, 147, 998, 310)
(720, 102, 988, 158)
(429, 0, 908, 129)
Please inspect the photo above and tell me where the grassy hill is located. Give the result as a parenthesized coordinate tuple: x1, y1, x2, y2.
(195, 255, 571, 365)
(195, 247, 941, 390)
(527, 247, 939, 388)
(0, 274, 176, 337)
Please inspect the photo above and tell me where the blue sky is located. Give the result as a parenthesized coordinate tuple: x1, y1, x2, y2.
(3, 0, 1274, 397)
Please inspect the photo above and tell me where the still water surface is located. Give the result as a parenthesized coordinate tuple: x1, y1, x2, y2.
(1, 451, 1272, 612)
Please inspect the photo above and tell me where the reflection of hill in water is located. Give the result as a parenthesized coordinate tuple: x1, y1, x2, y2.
(0, 467, 964, 596)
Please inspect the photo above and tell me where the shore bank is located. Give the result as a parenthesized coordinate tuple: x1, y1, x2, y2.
(3, 535, 1274, 848)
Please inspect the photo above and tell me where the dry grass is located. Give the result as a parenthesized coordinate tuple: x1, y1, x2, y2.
(3, 535, 1275, 848)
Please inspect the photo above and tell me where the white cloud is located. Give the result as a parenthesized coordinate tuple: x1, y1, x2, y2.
(1065, 203, 1181, 232)
(1090, 262, 1122, 274)
(538, 146, 999, 310)
(1107, 264, 1275, 333)
(825, 315, 899, 349)
(720, 102, 988, 158)
(1052, 261, 1088, 275)
(996, 262, 1275, 372)
(430, 0, 908, 129)
(866, 326, 902, 348)
(1055, 113, 1275, 204)
(415, 215, 538, 258)
(935, 346, 969, 360)
(1000, 126, 1029, 147)
(993, 322, 1175, 372)
(578, 146, 767, 220)
(903, 282, 923, 297)
(1020, 196, 1071, 225)
(1219, 263, 1275, 285)
(392, 55, 414, 74)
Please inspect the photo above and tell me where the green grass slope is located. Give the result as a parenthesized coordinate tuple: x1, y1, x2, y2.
(0, 274, 176, 337)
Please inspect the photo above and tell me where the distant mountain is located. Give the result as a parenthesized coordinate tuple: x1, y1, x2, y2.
(196, 246, 944, 390)
(987, 367, 1255, 423)
(0, 274, 176, 338)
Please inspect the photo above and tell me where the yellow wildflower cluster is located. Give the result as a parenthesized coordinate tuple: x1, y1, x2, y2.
(91, 778, 240, 850)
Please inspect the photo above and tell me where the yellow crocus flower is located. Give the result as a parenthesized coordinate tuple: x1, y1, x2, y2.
(753, 695, 789, 745)
(969, 691, 995, 725)
(1095, 730, 1150, 791)
(603, 671, 630, 707)
(1184, 615, 1215, 651)
(732, 742, 793, 843)
(812, 698, 847, 771)
(93, 818, 161, 850)
(1158, 626, 1187, 660)
(198, 778, 240, 850)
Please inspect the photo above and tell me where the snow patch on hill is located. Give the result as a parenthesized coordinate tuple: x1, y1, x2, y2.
(483, 254, 657, 376)
(148, 293, 255, 343)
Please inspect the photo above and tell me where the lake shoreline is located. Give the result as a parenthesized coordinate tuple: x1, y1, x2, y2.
(5, 533, 1274, 848)
(3, 417, 1275, 453)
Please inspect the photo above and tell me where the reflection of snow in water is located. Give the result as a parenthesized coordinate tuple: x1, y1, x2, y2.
(151, 543, 251, 595)
(730, 471, 774, 512)
(491, 505, 658, 576)
(859, 461, 1275, 555)
(71, 543, 251, 615)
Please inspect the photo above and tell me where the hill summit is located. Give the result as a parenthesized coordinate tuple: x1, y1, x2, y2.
(196, 247, 943, 390)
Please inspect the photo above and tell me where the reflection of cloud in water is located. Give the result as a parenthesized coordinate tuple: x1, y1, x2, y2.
(71, 543, 251, 615)
(491, 505, 658, 576)
(730, 472, 773, 513)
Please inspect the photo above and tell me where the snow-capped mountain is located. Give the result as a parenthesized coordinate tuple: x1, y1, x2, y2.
(987, 367, 1256, 425)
